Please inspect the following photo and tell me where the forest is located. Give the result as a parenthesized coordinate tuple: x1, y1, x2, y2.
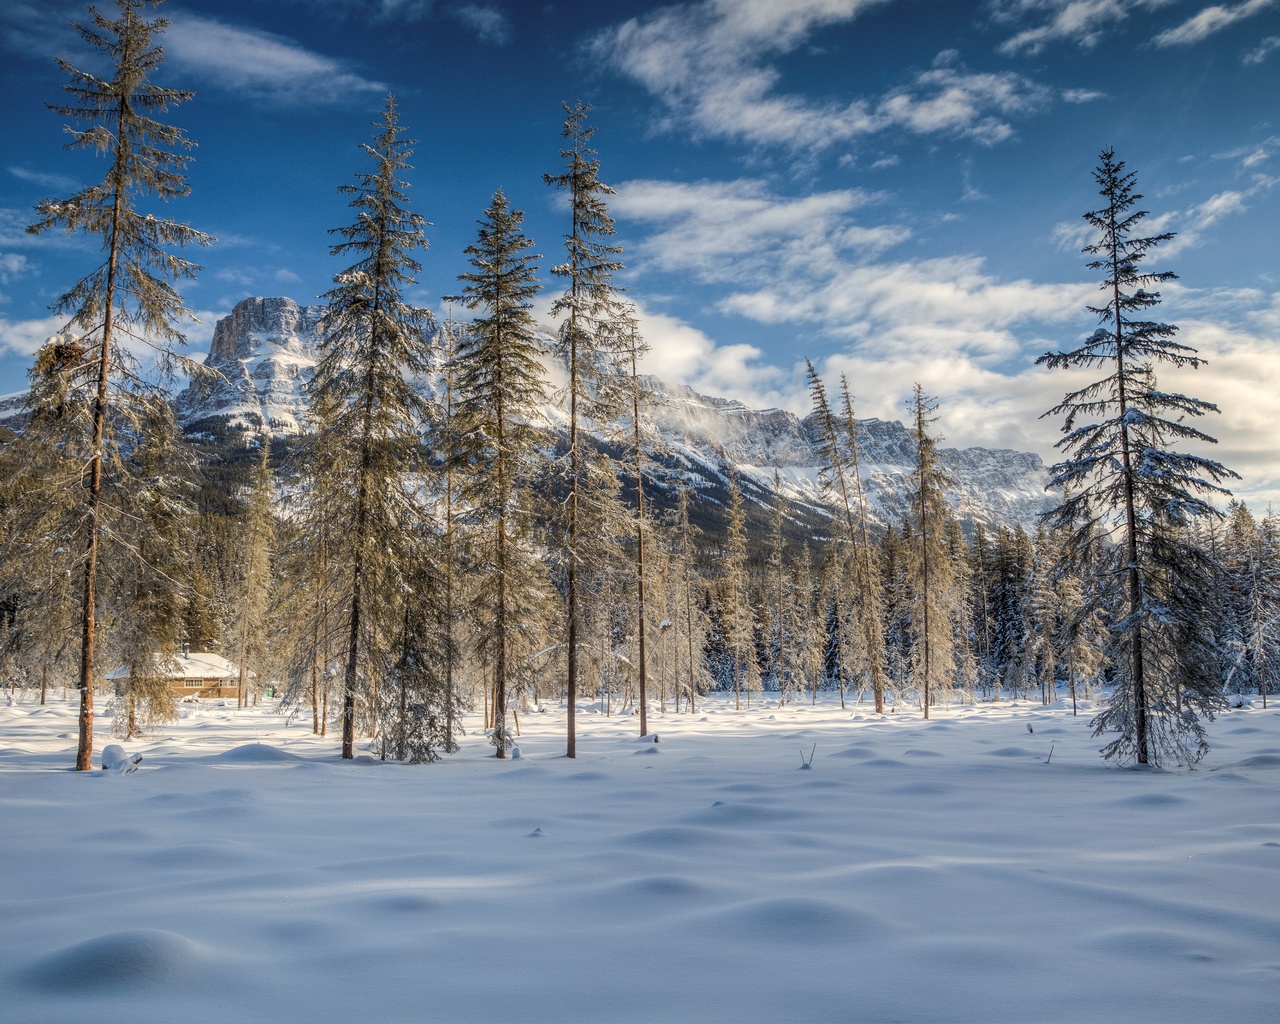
(0, 0, 1271, 775)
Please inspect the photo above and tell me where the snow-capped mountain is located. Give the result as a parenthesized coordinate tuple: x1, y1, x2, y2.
(174, 296, 1054, 531)
(176, 296, 326, 435)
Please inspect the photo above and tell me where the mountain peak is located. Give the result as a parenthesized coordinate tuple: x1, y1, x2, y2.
(174, 296, 1053, 531)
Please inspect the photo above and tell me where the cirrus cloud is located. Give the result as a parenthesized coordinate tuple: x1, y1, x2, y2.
(164, 12, 387, 106)
(590, 1, 1058, 152)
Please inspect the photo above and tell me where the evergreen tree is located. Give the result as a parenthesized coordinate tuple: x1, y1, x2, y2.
(907, 385, 958, 717)
(23, 0, 212, 769)
(104, 401, 192, 737)
(449, 190, 550, 757)
(968, 523, 996, 697)
(623, 310, 659, 735)
(543, 101, 629, 757)
(1220, 503, 1280, 706)
(805, 362, 887, 712)
(670, 485, 711, 713)
(1038, 149, 1236, 765)
(230, 436, 275, 710)
(1054, 521, 1109, 716)
(307, 95, 435, 760)
(721, 465, 759, 709)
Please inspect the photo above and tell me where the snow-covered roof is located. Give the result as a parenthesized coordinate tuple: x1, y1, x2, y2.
(105, 651, 242, 681)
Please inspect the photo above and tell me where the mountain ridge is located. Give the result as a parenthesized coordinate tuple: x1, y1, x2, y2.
(118, 295, 1060, 533)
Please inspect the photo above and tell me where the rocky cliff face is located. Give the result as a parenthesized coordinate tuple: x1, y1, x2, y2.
(642, 384, 1052, 532)
(175, 296, 326, 435)
(175, 296, 1054, 530)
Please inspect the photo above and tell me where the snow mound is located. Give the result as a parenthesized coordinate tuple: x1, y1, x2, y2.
(206, 743, 304, 763)
(681, 801, 801, 826)
(700, 897, 891, 945)
(619, 825, 732, 849)
(829, 744, 879, 759)
(1236, 752, 1280, 768)
(23, 930, 207, 990)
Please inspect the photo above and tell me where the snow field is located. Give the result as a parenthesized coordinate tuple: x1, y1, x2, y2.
(1, 694, 1278, 1022)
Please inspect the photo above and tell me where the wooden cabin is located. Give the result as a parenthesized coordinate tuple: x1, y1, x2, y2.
(105, 650, 246, 700)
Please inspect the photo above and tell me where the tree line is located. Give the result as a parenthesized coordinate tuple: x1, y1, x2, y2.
(0, 0, 1268, 772)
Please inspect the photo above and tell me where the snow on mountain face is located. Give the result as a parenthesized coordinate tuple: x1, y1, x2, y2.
(175, 297, 1054, 530)
(642, 376, 1054, 531)
(175, 296, 325, 435)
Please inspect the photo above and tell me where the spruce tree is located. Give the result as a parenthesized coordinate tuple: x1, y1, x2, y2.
(670, 485, 711, 713)
(907, 385, 958, 718)
(231, 436, 275, 710)
(105, 401, 192, 737)
(1038, 149, 1236, 765)
(307, 95, 434, 760)
(721, 465, 759, 710)
(24, 0, 212, 768)
(623, 311, 659, 735)
(449, 190, 550, 757)
(543, 101, 629, 757)
(805, 362, 887, 712)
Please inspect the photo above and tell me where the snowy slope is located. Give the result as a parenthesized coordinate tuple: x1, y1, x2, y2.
(172, 296, 1054, 530)
(175, 296, 326, 435)
(1, 693, 1278, 1023)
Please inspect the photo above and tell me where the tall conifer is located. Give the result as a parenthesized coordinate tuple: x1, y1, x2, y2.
(544, 102, 629, 757)
(24, 0, 212, 769)
(1038, 149, 1236, 765)
(308, 95, 433, 760)
(450, 190, 549, 757)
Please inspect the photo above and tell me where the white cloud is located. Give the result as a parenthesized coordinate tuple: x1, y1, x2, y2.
(8, 166, 81, 193)
(0, 314, 67, 358)
(0, 254, 29, 285)
(617, 178, 1084, 344)
(0, 1, 80, 58)
(1051, 168, 1280, 256)
(1214, 136, 1280, 170)
(612, 175, 1106, 459)
(1152, 0, 1277, 47)
(591, 2, 1052, 152)
(164, 13, 387, 105)
(632, 305, 796, 411)
(988, 0, 1175, 55)
(450, 4, 512, 45)
(614, 178, 905, 281)
(1244, 34, 1280, 61)
(292, 0, 436, 20)
(1158, 174, 1280, 255)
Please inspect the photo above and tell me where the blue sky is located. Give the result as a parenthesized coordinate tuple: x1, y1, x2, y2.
(1, 0, 1279, 503)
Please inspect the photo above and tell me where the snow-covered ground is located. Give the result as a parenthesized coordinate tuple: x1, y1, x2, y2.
(2, 692, 1278, 1023)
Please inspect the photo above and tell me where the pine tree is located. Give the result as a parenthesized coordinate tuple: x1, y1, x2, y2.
(907, 385, 957, 718)
(24, 0, 212, 768)
(433, 319, 466, 753)
(623, 311, 659, 735)
(307, 95, 434, 760)
(1220, 503, 1280, 706)
(721, 465, 759, 709)
(670, 485, 711, 713)
(104, 401, 192, 737)
(767, 470, 788, 696)
(449, 190, 550, 758)
(1038, 149, 1236, 766)
(1054, 522, 1109, 716)
(543, 101, 629, 757)
(805, 362, 887, 712)
(968, 523, 996, 698)
(230, 436, 275, 710)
